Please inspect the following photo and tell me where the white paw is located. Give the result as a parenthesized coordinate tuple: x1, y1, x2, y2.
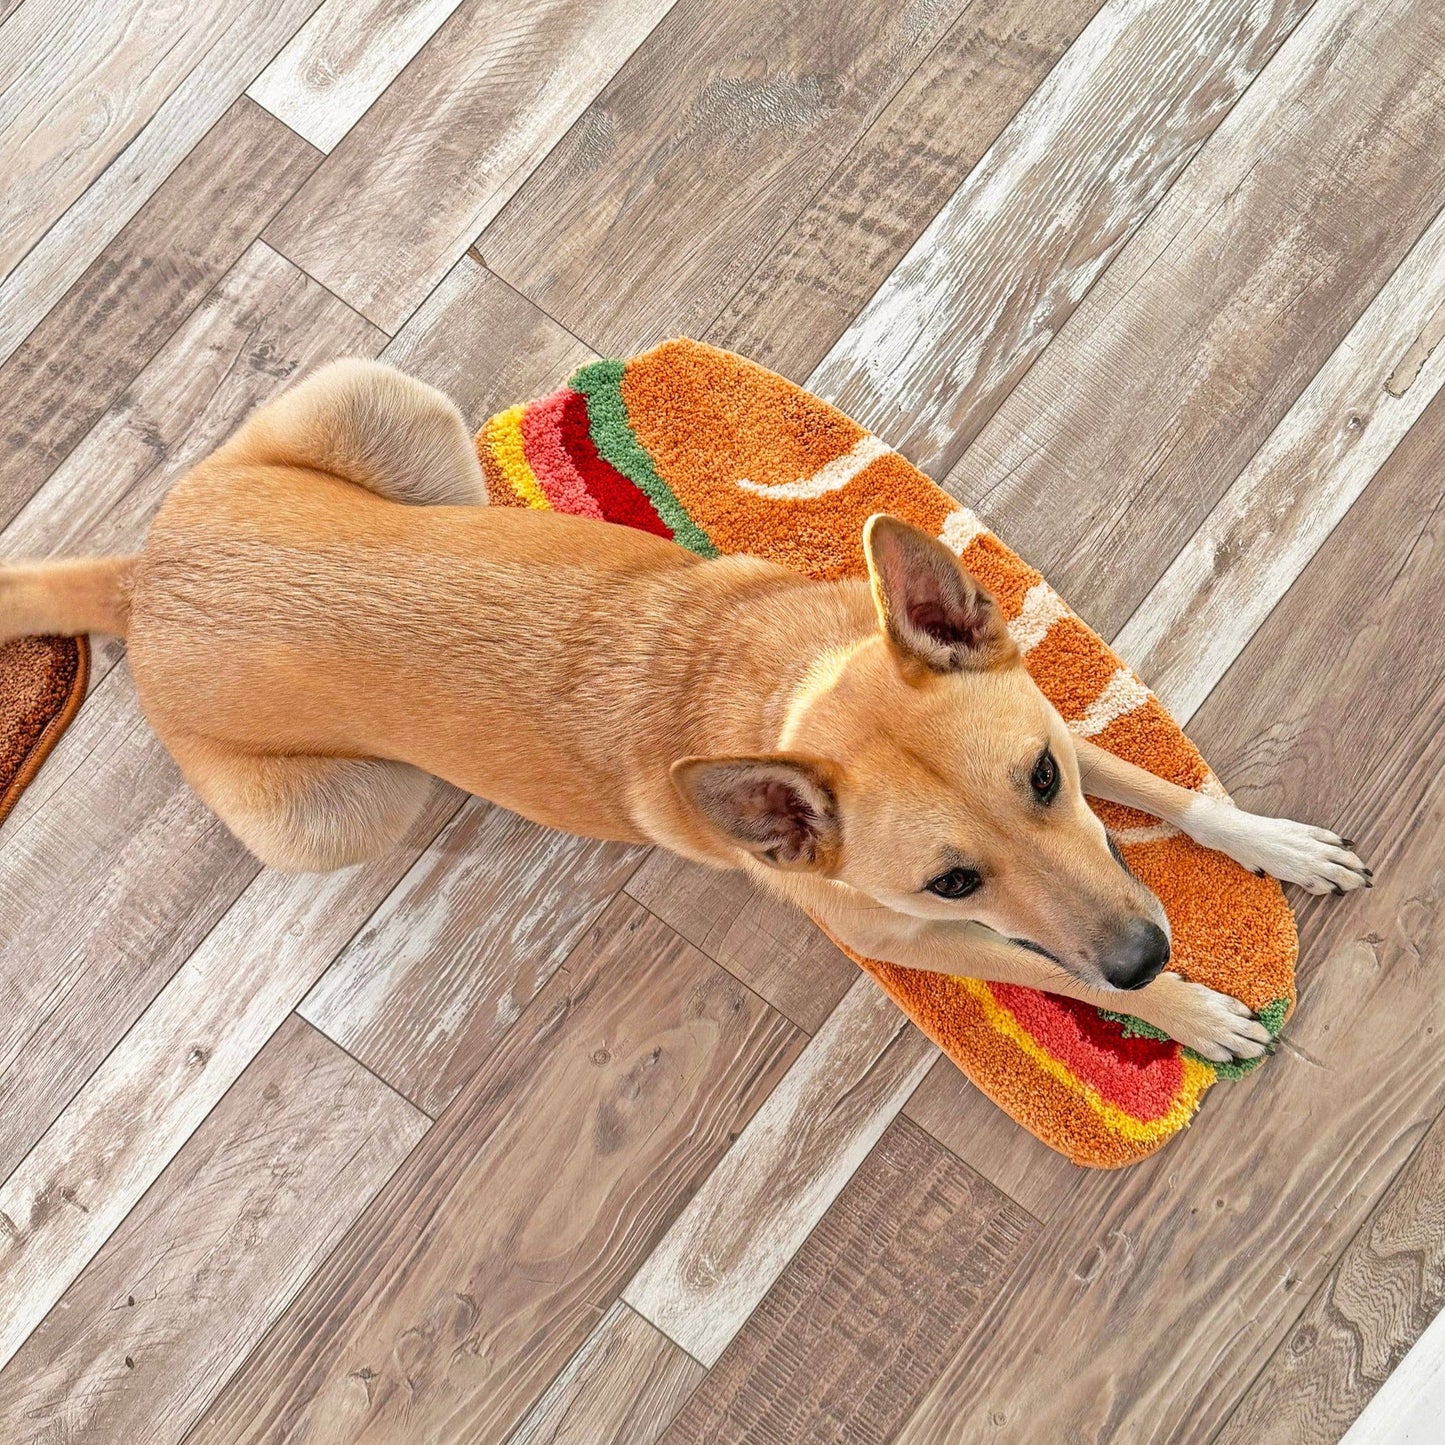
(1131, 973, 1271, 1063)
(1185, 797, 1372, 895)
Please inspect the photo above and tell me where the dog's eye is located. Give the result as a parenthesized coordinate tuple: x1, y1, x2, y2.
(926, 866, 983, 900)
(1030, 749, 1059, 803)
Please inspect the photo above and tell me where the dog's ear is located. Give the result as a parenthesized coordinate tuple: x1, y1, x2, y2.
(862, 513, 1015, 673)
(671, 755, 840, 870)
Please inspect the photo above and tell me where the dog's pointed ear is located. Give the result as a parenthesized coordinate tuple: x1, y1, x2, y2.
(862, 513, 1015, 673)
(671, 755, 840, 870)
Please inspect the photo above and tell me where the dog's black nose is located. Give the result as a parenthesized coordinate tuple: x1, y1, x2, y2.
(1103, 921, 1171, 990)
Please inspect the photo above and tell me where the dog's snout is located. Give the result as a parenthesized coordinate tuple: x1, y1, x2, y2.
(1102, 920, 1170, 991)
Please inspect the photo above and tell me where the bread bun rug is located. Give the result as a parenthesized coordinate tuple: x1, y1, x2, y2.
(477, 337, 1297, 1168)
(0, 635, 88, 831)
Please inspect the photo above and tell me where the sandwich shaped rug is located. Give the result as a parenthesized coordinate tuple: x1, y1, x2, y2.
(478, 337, 1298, 1168)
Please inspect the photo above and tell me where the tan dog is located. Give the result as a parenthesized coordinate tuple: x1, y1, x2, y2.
(2, 361, 1371, 1061)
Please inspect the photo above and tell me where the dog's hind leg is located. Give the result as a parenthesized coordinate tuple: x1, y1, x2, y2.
(170, 736, 434, 872)
(220, 358, 487, 507)
(0, 556, 135, 644)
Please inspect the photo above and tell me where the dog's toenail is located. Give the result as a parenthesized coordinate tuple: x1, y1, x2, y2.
(1341, 838, 1355, 848)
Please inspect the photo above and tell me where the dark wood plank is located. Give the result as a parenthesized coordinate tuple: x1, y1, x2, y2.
(300, 800, 644, 1115)
(0, 242, 386, 1182)
(188, 898, 805, 1445)
(0, 1016, 426, 1445)
(264, 0, 678, 332)
(943, 0, 1445, 639)
(509, 1302, 704, 1445)
(660, 1116, 1035, 1445)
(890, 364, 1445, 1445)
(807, 0, 1316, 478)
(481, 0, 975, 356)
(0, 98, 321, 532)
(903, 1059, 1082, 1222)
(1215, 1103, 1445, 1444)
(625, 849, 855, 1034)
(708, 0, 1105, 382)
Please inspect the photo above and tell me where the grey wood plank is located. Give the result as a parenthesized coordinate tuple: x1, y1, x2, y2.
(805, 0, 1315, 478)
(890, 379, 1445, 1445)
(943, 0, 1445, 640)
(482, 0, 977, 357)
(264, 0, 679, 333)
(0, 99, 321, 533)
(507, 1301, 704, 1445)
(625, 849, 854, 1034)
(0, 1015, 427, 1445)
(708, 0, 1105, 383)
(300, 799, 644, 1116)
(0, 0, 324, 364)
(624, 979, 936, 1367)
(659, 1116, 1036, 1445)
(1215, 1102, 1445, 1444)
(187, 897, 805, 1445)
(0, 242, 385, 1183)
(249, 0, 467, 153)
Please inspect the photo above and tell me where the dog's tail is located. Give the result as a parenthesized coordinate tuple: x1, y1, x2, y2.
(0, 556, 136, 644)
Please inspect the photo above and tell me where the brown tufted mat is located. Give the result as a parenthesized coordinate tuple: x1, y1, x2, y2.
(0, 636, 89, 830)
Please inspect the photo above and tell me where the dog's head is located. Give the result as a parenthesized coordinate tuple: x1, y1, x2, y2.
(672, 514, 1170, 993)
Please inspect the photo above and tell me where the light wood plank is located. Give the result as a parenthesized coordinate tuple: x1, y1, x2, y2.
(265, 0, 679, 333)
(660, 1117, 1036, 1445)
(0, 786, 460, 1372)
(0, 1015, 427, 1445)
(0, 98, 319, 532)
(0, 0, 324, 364)
(301, 799, 643, 1115)
(625, 849, 854, 1034)
(0, 242, 385, 1181)
(890, 384, 1445, 1445)
(623, 978, 936, 1367)
(805, 0, 1315, 477)
(708, 0, 1105, 382)
(1216, 1103, 1445, 1444)
(249, 0, 467, 153)
(483, 0, 974, 356)
(1111, 192, 1445, 721)
(187, 898, 804, 1444)
(943, 0, 1445, 639)
(508, 1301, 704, 1445)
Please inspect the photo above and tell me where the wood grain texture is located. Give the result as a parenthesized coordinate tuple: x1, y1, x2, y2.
(806, 0, 1314, 477)
(483, 0, 971, 357)
(265, 0, 679, 332)
(624, 978, 936, 1367)
(661, 1116, 1036, 1445)
(945, 0, 1445, 640)
(709, 0, 1105, 382)
(1112, 189, 1445, 721)
(0, 0, 324, 364)
(249, 0, 467, 152)
(0, 786, 461, 1373)
(902, 1059, 1082, 1222)
(1216, 1102, 1445, 1444)
(625, 849, 855, 1034)
(379, 257, 597, 430)
(890, 384, 1445, 1445)
(0, 242, 384, 1180)
(0, 1016, 427, 1445)
(507, 1301, 704, 1445)
(0, 98, 319, 532)
(188, 898, 804, 1445)
(301, 799, 643, 1115)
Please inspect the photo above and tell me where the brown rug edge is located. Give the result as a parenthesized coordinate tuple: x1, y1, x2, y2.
(0, 635, 90, 831)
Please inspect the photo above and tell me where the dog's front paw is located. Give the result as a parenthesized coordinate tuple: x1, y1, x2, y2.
(1188, 798, 1371, 895)
(1130, 972, 1271, 1063)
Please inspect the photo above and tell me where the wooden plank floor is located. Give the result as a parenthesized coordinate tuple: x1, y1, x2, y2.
(1, 1, 1442, 1439)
